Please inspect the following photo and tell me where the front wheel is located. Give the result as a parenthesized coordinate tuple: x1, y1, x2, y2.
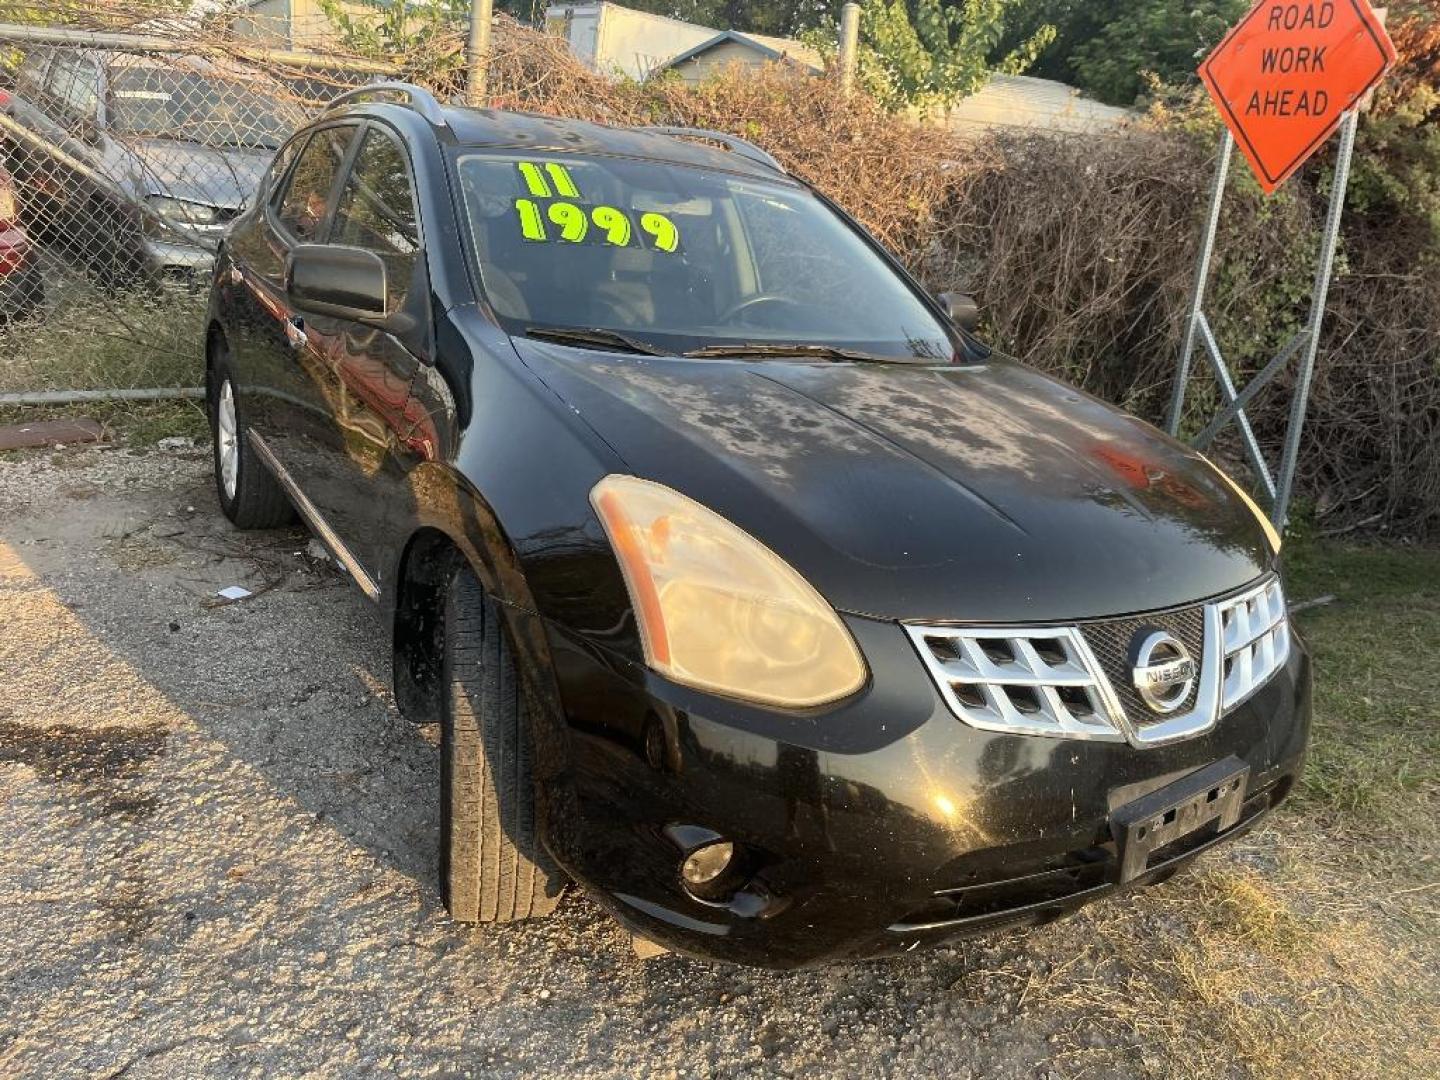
(440, 566, 565, 923)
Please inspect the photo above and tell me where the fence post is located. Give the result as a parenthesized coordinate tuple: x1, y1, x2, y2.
(466, 0, 493, 106)
(838, 2, 860, 96)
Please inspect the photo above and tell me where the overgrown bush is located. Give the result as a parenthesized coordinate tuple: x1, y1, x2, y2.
(5, 7, 1434, 536)
(475, 17, 1439, 538)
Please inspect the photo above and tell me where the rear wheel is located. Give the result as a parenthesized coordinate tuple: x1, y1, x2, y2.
(440, 566, 565, 922)
(208, 343, 295, 529)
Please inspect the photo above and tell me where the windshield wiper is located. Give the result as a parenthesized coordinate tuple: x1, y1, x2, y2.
(522, 326, 672, 356)
(682, 342, 901, 362)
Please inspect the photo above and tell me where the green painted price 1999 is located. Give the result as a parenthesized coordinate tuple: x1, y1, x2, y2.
(511, 161, 680, 253)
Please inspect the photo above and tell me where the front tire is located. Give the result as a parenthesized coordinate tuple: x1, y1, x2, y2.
(440, 566, 565, 923)
(208, 344, 295, 529)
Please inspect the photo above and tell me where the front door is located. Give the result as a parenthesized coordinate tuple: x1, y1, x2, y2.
(282, 123, 431, 589)
(233, 121, 359, 481)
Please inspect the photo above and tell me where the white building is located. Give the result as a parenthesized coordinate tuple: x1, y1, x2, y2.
(651, 29, 823, 85)
(229, 0, 373, 49)
(939, 74, 1133, 137)
(544, 3, 718, 81)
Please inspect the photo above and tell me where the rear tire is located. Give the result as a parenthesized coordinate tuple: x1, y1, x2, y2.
(208, 343, 295, 529)
(440, 566, 565, 923)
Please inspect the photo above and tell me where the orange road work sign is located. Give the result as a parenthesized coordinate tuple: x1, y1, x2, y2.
(1199, 1, 1396, 192)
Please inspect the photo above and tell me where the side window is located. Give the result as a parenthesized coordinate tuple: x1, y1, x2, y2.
(330, 129, 420, 311)
(45, 53, 101, 124)
(275, 125, 355, 243)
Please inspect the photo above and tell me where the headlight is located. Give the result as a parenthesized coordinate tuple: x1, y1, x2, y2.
(146, 196, 219, 226)
(591, 475, 867, 708)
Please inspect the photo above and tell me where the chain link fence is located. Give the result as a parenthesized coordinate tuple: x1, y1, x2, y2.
(0, 8, 401, 401)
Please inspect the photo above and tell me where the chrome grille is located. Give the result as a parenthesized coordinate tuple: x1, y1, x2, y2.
(1219, 577, 1290, 709)
(907, 626, 1125, 741)
(907, 575, 1289, 749)
(1079, 606, 1206, 726)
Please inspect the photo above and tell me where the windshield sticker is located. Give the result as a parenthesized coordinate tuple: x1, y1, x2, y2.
(515, 198, 547, 241)
(517, 162, 550, 197)
(639, 212, 679, 253)
(516, 160, 581, 199)
(546, 162, 580, 198)
(548, 202, 589, 243)
(511, 197, 682, 253)
(592, 206, 632, 247)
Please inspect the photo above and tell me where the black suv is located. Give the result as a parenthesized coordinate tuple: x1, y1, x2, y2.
(206, 84, 1310, 968)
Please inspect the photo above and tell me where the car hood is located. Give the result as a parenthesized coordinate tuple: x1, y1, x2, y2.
(516, 341, 1273, 622)
(120, 138, 271, 210)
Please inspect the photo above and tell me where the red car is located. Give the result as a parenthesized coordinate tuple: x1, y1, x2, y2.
(0, 81, 45, 323)
(0, 157, 43, 323)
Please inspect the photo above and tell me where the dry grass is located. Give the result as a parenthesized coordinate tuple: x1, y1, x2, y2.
(1028, 843, 1438, 1079)
(1021, 544, 1440, 1080)
(0, 281, 204, 395)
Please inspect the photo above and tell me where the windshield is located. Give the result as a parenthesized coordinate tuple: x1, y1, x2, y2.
(455, 152, 958, 360)
(108, 64, 294, 149)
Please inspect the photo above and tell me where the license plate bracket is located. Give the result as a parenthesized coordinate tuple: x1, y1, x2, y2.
(1110, 757, 1249, 883)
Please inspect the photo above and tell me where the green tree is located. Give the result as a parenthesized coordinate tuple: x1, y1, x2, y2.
(1067, 0, 1245, 105)
(847, 0, 1055, 111)
(316, 0, 466, 85)
(993, 0, 1107, 83)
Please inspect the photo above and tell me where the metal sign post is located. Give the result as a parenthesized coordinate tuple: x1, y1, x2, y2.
(1168, 0, 1395, 529)
(1166, 113, 1358, 523)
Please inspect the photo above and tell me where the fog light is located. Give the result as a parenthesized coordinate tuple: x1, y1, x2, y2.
(681, 841, 734, 886)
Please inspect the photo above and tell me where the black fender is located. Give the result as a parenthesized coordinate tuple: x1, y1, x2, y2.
(385, 462, 575, 806)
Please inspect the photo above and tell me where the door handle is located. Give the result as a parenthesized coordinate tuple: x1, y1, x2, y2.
(285, 315, 307, 349)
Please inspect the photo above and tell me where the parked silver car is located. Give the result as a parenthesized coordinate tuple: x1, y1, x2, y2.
(4, 47, 304, 282)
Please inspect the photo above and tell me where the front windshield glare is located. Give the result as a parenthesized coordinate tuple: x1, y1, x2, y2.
(456, 152, 957, 360)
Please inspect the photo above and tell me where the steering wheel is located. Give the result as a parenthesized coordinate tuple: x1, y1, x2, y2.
(720, 294, 803, 325)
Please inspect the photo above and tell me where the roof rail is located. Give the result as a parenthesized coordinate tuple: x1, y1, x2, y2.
(642, 126, 784, 173)
(325, 82, 448, 127)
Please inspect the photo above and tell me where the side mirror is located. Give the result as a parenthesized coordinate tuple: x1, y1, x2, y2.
(285, 244, 388, 323)
(936, 291, 979, 332)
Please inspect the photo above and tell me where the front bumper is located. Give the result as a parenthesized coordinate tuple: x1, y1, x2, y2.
(142, 235, 217, 273)
(532, 606, 1311, 968)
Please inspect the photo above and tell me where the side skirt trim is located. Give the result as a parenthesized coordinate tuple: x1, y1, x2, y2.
(247, 429, 381, 602)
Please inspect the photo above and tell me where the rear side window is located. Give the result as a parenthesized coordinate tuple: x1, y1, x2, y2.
(275, 125, 355, 243)
(16, 49, 52, 99)
(330, 128, 420, 310)
(45, 53, 101, 123)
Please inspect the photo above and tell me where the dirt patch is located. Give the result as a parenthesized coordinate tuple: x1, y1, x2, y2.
(0, 719, 166, 822)
(0, 452, 1434, 1080)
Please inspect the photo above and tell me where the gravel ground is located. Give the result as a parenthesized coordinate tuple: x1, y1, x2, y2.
(0, 446, 1338, 1078)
